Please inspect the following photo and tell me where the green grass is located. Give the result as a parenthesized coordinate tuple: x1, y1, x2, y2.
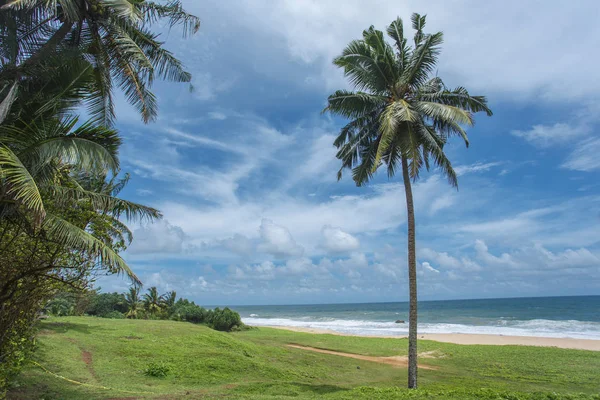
(8, 317, 600, 399)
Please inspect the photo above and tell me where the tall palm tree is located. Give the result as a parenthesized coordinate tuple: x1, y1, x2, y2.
(0, 0, 200, 125)
(143, 286, 162, 317)
(125, 286, 141, 319)
(324, 14, 492, 388)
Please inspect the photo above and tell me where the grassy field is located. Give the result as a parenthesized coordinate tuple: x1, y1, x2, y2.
(8, 317, 600, 399)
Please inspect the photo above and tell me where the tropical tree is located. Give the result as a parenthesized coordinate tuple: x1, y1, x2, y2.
(0, 116, 160, 280)
(324, 14, 492, 388)
(125, 286, 141, 319)
(161, 290, 177, 311)
(0, 0, 200, 125)
(143, 286, 162, 317)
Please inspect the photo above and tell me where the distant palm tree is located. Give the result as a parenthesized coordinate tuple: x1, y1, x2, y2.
(125, 286, 141, 319)
(143, 286, 162, 317)
(161, 291, 177, 310)
(324, 14, 492, 388)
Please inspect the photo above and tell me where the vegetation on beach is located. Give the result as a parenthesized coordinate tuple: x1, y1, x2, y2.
(45, 287, 247, 332)
(9, 317, 600, 399)
(324, 14, 492, 388)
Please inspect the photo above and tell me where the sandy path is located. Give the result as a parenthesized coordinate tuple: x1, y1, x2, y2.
(286, 344, 437, 369)
(263, 326, 600, 351)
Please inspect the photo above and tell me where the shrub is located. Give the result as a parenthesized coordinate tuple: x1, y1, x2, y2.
(143, 362, 171, 378)
(206, 307, 245, 332)
(85, 292, 127, 317)
(103, 311, 125, 319)
(170, 300, 207, 324)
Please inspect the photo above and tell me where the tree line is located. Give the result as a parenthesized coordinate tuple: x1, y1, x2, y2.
(45, 287, 246, 332)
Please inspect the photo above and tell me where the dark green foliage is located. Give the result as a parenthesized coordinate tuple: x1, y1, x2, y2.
(143, 361, 171, 378)
(85, 292, 127, 317)
(206, 307, 245, 332)
(45, 293, 77, 317)
(170, 299, 208, 324)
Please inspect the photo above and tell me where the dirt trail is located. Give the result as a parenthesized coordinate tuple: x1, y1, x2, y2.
(81, 349, 99, 380)
(286, 344, 438, 370)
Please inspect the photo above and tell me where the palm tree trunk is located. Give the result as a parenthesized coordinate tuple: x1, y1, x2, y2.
(401, 156, 418, 389)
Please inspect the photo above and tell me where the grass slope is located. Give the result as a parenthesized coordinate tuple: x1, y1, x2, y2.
(9, 317, 600, 399)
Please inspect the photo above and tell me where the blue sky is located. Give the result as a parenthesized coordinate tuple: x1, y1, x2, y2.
(99, 0, 600, 305)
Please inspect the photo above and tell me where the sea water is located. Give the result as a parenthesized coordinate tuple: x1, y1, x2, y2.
(237, 296, 600, 339)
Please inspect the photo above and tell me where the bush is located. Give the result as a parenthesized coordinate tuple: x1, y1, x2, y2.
(206, 307, 245, 332)
(143, 362, 171, 378)
(170, 300, 207, 324)
(45, 293, 76, 316)
(85, 292, 127, 317)
(103, 311, 125, 319)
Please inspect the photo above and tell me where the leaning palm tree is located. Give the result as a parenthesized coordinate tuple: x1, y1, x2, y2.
(143, 286, 162, 317)
(324, 14, 492, 388)
(125, 286, 141, 319)
(0, 0, 200, 125)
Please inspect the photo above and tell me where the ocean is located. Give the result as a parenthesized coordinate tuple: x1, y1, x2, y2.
(236, 296, 600, 340)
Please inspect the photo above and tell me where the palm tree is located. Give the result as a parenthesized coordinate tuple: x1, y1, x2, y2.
(161, 290, 177, 310)
(0, 0, 200, 124)
(125, 286, 141, 319)
(324, 14, 492, 388)
(0, 115, 161, 284)
(143, 286, 162, 317)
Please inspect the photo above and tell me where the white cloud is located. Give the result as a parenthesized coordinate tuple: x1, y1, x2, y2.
(454, 162, 503, 176)
(561, 137, 600, 172)
(321, 225, 360, 253)
(473, 239, 518, 268)
(127, 220, 190, 255)
(420, 248, 482, 272)
(421, 262, 440, 274)
(511, 123, 589, 148)
(203, 0, 600, 101)
(258, 219, 304, 258)
(218, 234, 255, 257)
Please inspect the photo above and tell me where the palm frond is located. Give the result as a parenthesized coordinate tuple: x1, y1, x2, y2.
(403, 31, 443, 87)
(49, 184, 161, 221)
(323, 90, 387, 119)
(101, 0, 142, 22)
(0, 80, 18, 124)
(0, 144, 45, 218)
(416, 101, 474, 126)
(43, 214, 140, 284)
(141, 0, 200, 38)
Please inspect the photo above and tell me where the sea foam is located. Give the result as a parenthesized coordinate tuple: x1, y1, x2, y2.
(242, 317, 600, 340)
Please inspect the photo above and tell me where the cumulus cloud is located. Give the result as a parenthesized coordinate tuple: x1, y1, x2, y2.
(218, 234, 255, 257)
(127, 220, 190, 255)
(321, 225, 360, 253)
(258, 219, 304, 258)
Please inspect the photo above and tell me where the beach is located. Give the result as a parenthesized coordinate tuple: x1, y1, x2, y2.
(265, 325, 600, 351)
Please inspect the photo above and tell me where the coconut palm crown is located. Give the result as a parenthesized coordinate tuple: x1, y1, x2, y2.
(323, 14, 492, 389)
